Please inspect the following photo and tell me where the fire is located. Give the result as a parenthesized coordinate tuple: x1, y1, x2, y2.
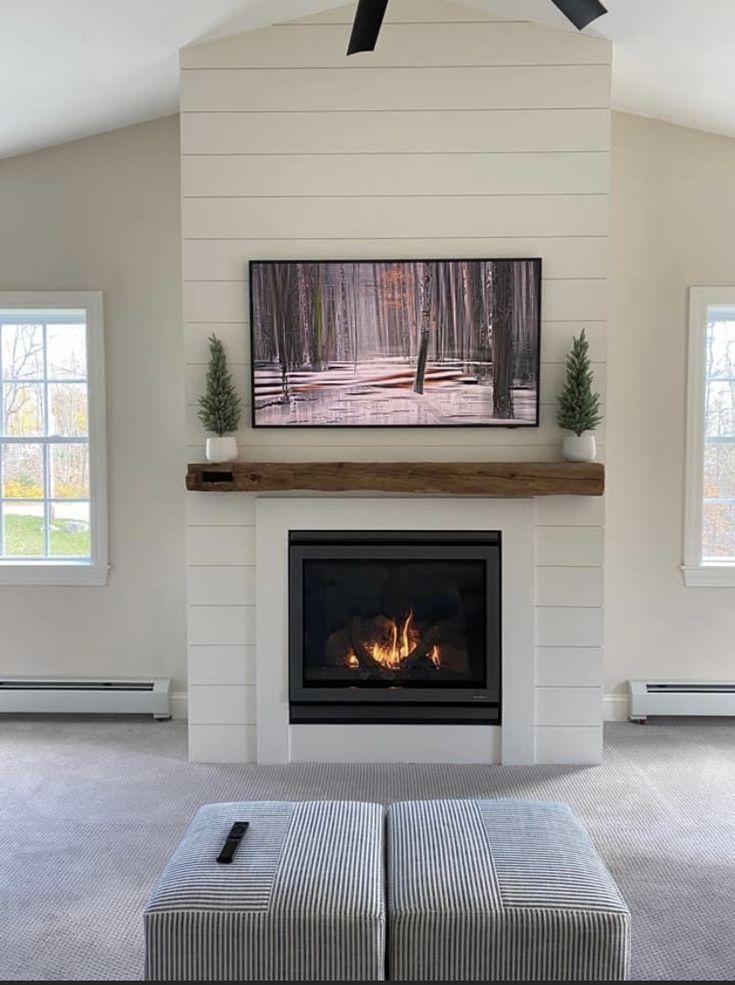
(345, 611, 443, 672)
(363, 610, 416, 668)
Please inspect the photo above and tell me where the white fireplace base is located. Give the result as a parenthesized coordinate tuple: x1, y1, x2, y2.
(255, 497, 535, 765)
(289, 724, 502, 764)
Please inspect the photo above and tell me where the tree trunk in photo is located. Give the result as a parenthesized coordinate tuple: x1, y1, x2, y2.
(351, 265, 360, 370)
(296, 263, 311, 367)
(311, 264, 326, 370)
(460, 261, 471, 362)
(269, 266, 291, 401)
(491, 260, 514, 419)
(414, 263, 433, 393)
(372, 263, 383, 353)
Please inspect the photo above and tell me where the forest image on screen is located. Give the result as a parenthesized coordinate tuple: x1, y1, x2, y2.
(251, 259, 540, 427)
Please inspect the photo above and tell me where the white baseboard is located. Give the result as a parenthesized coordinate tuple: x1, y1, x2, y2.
(171, 691, 188, 720)
(604, 693, 628, 722)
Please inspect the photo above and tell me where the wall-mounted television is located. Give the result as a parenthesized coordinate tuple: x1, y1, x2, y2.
(249, 258, 541, 428)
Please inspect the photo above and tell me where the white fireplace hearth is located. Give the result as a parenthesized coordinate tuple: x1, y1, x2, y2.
(186, 493, 604, 766)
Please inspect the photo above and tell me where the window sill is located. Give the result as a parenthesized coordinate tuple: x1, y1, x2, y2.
(0, 562, 109, 586)
(681, 564, 735, 587)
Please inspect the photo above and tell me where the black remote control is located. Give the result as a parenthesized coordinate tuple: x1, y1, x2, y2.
(217, 821, 249, 864)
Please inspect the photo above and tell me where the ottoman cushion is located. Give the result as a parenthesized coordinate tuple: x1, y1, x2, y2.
(387, 800, 631, 981)
(145, 800, 385, 981)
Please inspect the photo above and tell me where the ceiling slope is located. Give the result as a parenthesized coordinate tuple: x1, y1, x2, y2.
(0, 1, 734, 160)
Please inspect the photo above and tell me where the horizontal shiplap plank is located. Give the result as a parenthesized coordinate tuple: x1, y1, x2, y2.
(535, 525, 604, 566)
(183, 281, 246, 322)
(181, 108, 611, 155)
(182, 151, 609, 198)
(187, 565, 256, 605)
(536, 606, 604, 646)
(189, 684, 257, 725)
(535, 566, 604, 606)
(186, 442, 593, 465)
(535, 495, 605, 527)
(189, 723, 256, 762)
(536, 647, 603, 687)
(181, 65, 611, 113)
(182, 23, 610, 70)
(544, 279, 607, 322)
(183, 319, 605, 367)
(535, 725, 602, 765)
(187, 490, 255, 525)
(183, 274, 607, 324)
(187, 525, 255, 565)
(188, 644, 256, 686)
(183, 237, 609, 283)
(183, 194, 608, 242)
(536, 686, 602, 727)
(188, 604, 256, 645)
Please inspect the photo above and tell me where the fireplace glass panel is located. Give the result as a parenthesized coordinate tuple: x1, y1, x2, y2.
(289, 531, 501, 724)
(302, 558, 487, 689)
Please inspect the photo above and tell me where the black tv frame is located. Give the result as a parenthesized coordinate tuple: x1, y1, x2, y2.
(248, 257, 542, 430)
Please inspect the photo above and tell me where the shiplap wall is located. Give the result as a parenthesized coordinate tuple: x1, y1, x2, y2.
(181, 0, 611, 764)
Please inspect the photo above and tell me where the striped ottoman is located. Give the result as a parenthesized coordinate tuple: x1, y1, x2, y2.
(387, 800, 631, 981)
(144, 801, 385, 981)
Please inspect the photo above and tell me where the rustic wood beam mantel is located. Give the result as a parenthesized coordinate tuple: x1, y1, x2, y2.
(185, 461, 604, 497)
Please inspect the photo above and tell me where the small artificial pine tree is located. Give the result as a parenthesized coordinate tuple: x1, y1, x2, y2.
(198, 334, 242, 436)
(556, 329, 602, 436)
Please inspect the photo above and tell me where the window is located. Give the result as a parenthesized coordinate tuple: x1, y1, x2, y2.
(684, 287, 735, 586)
(0, 293, 107, 585)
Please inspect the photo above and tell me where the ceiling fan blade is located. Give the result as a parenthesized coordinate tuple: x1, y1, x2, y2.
(549, 0, 608, 30)
(347, 0, 390, 55)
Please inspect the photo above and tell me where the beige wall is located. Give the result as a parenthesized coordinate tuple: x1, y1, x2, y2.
(608, 111, 735, 695)
(0, 116, 186, 697)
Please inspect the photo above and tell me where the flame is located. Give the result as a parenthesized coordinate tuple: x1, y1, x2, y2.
(346, 612, 442, 672)
(365, 611, 420, 669)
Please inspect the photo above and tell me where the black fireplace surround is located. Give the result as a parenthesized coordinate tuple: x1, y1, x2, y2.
(289, 531, 501, 724)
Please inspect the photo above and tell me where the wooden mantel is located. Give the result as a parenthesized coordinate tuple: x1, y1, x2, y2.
(185, 461, 604, 497)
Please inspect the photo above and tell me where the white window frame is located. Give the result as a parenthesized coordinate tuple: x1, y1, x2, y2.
(0, 291, 108, 586)
(683, 286, 735, 587)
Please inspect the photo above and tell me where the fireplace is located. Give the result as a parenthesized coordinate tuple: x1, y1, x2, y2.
(288, 531, 501, 724)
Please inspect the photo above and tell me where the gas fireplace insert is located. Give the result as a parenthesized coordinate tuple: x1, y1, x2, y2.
(288, 531, 501, 724)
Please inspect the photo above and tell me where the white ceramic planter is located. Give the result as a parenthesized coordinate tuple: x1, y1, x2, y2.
(205, 435, 238, 464)
(562, 432, 597, 463)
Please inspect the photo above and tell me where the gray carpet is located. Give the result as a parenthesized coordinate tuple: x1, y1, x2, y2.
(1, 718, 735, 981)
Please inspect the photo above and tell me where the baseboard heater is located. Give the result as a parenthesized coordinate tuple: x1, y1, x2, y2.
(628, 680, 735, 722)
(0, 678, 171, 719)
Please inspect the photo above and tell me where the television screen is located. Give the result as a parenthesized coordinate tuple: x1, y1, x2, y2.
(250, 258, 541, 428)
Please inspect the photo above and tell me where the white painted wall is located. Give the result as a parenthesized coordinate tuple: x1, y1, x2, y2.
(607, 112, 735, 699)
(0, 117, 187, 701)
(181, 0, 611, 762)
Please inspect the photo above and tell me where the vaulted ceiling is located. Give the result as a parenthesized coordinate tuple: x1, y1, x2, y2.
(2, 0, 734, 160)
